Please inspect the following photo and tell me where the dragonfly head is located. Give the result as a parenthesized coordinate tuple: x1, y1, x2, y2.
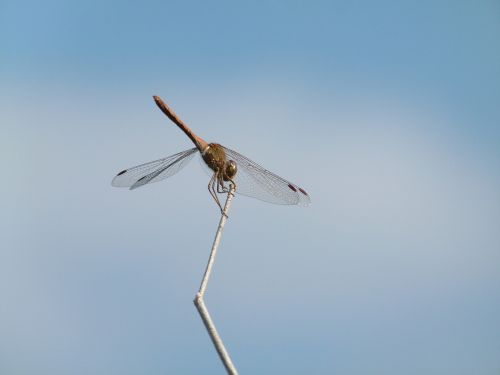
(223, 160, 237, 181)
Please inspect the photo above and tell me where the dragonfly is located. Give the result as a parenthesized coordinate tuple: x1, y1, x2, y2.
(112, 96, 311, 212)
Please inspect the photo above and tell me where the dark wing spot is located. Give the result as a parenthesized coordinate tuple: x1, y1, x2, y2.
(288, 184, 297, 192)
(299, 188, 308, 196)
(138, 176, 147, 181)
(117, 170, 127, 176)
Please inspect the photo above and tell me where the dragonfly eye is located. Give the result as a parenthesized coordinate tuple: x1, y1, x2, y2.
(224, 160, 237, 180)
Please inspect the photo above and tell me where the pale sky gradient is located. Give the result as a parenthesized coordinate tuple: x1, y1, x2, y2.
(1, 1, 500, 374)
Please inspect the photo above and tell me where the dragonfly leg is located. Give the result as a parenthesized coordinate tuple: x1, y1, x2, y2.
(209, 173, 226, 215)
(215, 174, 230, 217)
(207, 174, 219, 208)
(220, 180, 234, 194)
(217, 173, 227, 194)
(227, 177, 237, 196)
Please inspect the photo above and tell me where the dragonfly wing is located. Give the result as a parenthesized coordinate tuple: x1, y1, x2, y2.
(112, 148, 198, 189)
(222, 146, 311, 205)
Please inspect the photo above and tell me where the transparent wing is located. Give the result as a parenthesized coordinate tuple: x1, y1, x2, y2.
(222, 146, 311, 205)
(112, 148, 198, 190)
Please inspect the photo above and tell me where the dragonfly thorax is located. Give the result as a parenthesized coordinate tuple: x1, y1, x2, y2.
(203, 143, 237, 181)
(202, 143, 222, 171)
(203, 143, 227, 172)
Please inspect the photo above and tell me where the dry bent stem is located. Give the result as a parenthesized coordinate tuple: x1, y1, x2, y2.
(194, 186, 238, 375)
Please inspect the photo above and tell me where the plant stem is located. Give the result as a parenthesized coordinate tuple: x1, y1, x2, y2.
(194, 186, 238, 375)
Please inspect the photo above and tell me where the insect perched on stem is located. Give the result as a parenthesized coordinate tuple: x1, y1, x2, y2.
(112, 96, 310, 212)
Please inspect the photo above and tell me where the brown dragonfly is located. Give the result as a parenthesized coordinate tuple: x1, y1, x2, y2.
(112, 96, 310, 211)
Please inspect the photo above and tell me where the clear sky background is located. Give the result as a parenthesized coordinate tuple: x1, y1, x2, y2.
(1, 1, 500, 374)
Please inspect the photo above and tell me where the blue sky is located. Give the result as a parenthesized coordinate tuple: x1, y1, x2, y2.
(1, 1, 500, 374)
